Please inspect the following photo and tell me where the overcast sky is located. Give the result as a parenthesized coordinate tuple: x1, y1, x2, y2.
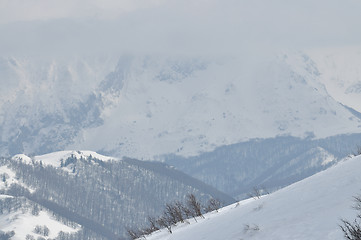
(1, 0, 361, 56)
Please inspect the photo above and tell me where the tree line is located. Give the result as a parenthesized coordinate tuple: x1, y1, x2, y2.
(127, 193, 221, 239)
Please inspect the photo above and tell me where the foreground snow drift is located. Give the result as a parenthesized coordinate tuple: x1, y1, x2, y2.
(147, 155, 361, 240)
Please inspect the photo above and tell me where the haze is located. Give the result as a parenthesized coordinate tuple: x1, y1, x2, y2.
(1, 0, 361, 56)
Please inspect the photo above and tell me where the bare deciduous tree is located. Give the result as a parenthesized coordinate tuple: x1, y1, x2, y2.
(205, 198, 221, 213)
(186, 194, 203, 218)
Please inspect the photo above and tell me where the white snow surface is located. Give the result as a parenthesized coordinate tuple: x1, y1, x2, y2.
(0, 207, 79, 239)
(11, 151, 115, 168)
(147, 155, 361, 240)
(33, 150, 116, 167)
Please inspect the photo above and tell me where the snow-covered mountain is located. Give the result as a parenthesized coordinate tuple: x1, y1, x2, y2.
(306, 46, 361, 113)
(145, 154, 361, 240)
(1, 49, 361, 159)
(0, 150, 234, 239)
(0, 55, 117, 156)
(71, 51, 361, 159)
(165, 133, 361, 198)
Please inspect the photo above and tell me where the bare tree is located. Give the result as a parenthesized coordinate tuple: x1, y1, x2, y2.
(126, 228, 141, 240)
(156, 216, 172, 233)
(248, 187, 262, 200)
(186, 194, 203, 218)
(147, 216, 160, 232)
(205, 198, 221, 213)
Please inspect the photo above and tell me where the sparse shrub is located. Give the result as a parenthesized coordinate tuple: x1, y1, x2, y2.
(340, 195, 361, 240)
(126, 228, 141, 240)
(351, 146, 361, 157)
(33, 225, 49, 237)
(253, 203, 263, 212)
(248, 187, 262, 199)
(31, 204, 40, 216)
(243, 224, 260, 234)
(26, 235, 35, 240)
(156, 216, 173, 233)
(248, 186, 270, 200)
(147, 216, 160, 232)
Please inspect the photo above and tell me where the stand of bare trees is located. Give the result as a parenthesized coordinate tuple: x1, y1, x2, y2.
(127, 194, 221, 239)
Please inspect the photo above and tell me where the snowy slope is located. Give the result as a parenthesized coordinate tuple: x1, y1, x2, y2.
(146, 154, 361, 240)
(70, 53, 361, 159)
(12, 150, 115, 168)
(0, 164, 35, 193)
(1, 150, 235, 239)
(0, 201, 79, 240)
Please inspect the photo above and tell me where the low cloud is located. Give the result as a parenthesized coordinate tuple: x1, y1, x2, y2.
(1, 0, 361, 56)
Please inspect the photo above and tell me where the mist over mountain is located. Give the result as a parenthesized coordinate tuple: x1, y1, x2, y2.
(1, 1, 361, 239)
(1, 50, 361, 159)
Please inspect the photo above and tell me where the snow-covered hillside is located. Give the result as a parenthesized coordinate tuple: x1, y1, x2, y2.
(1, 50, 361, 159)
(0, 150, 235, 239)
(0, 197, 79, 240)
(146, 154, 361, 240)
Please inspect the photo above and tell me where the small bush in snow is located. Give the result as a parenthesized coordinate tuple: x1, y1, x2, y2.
(340, 195, 361, 240)
(25, 235, 35, 240)
(33, 225, 49, 237)
(248, 187, 262, 200)
(351, 146, 361, 157)
(243, 224, 260, 234)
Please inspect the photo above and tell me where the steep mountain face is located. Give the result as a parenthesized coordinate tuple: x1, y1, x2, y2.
(306, 46, 361, 113)
(0, 151, 234, 239)
(71, 52, 361, 159)
(0, 56, 117, 156)
(146, 154, 361, 240)
(1, 50, 361, 159)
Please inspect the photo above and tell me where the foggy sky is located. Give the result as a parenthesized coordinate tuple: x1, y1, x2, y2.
(1, 0, 361, 56)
